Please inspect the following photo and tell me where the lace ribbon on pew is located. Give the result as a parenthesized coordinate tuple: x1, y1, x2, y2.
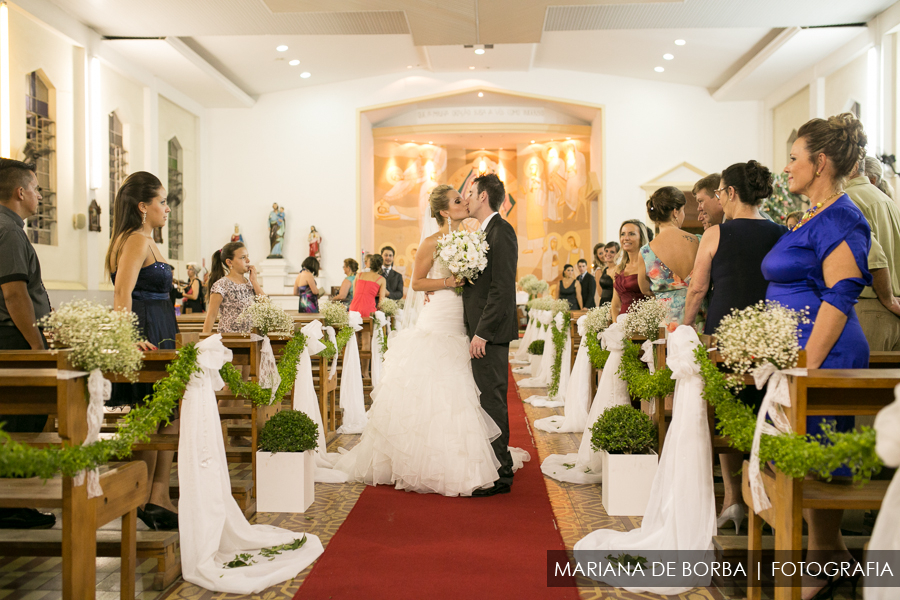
(58, 369, 108, 498)
(748, 363, 807, 513)
(250, 334, 281, 404)
(336, 311, 367, 434)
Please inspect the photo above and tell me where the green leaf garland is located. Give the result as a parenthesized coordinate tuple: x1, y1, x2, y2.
(617, 341, 675, 401)
(548, 312, 571, 398)
(318, 326, 354, 361)
(219, 333, 307, 407)
(583, 332, 610, 370)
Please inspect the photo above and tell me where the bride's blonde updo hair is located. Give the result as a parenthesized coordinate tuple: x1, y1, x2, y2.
(429, 184, 455, 227)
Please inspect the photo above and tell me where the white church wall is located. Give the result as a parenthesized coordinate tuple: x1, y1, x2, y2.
(206, 70, 761, 289)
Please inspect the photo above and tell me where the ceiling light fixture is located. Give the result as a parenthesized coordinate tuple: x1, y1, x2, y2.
(475, 47, 485, 55)
(674, 39, 686, 46)
(663, 53, 674, 60)
(654, 66, 665, 73)
(300, 72, 311, 78)
(276, 45, 288, 52)
(478, 92, 483, 97)
(530, 140, 535, 144)
(289, 60, 300, 66)
(407, 65, 412, 69)
(469, 66, 475, 70)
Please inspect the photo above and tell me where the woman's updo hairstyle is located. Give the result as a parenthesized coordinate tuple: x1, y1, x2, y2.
(646, 186, 686, 224)
(428, 184, 455, 227)
(367, 253, 384, 274)
(721, 160, 773, 206)
(797, 112, 868, 184)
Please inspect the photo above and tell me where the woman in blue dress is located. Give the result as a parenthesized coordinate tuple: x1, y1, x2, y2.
(106, 172, 180, 531)
(762, 113, 872, 600)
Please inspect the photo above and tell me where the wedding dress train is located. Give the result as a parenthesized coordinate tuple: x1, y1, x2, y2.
(332, 260, 510, 497)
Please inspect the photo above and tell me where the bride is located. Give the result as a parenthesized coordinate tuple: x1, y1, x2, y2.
(332, 185, 503, 496)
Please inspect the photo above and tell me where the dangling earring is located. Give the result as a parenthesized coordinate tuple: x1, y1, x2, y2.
(141, 211, 147, 225)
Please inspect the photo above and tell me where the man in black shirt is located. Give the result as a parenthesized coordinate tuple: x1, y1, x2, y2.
(0, 158, 56, 529)
(381, 246, 404, 300)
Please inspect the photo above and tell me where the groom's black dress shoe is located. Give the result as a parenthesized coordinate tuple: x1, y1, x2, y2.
(472, 483, 511, 497)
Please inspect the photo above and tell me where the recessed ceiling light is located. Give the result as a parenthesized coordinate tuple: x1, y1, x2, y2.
(530, 140, 535, 144)
(654, 66, 665, 73)
(674, 39, 686, 46)
(289, 60, 300, 66)
(276, 45, 288, 52)
(469, 66, 475, 70)
(478, 92, 483, 97)
(407, 65, 412, 69)
(475, 48, 485, 55)
(663, 53, 674, 60)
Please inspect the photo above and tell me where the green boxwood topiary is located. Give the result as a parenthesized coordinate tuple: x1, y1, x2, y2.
(528, 340, 545, 355)
(258, 410, 319, 454)
(590, 405, 657, 455)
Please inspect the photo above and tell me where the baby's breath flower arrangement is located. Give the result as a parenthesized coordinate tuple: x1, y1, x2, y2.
(239, 295, 294, 337)
(527, 297, 553, 312)
(36, 300, 143, 380)
(715, 300, 810, 386)
(520, 276, 549, 298)
(583, 303, 612, 337)
(378, 298, 400, 318)
(319, 300, 349, 328)
(621, 298, 668, 340)
(549, 299, 573, 316)
(519, 274, 537, 291)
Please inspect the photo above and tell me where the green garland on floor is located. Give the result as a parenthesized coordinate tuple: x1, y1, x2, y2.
(0, 343, 201, 479)
(617, 341, 675, 401)
(583, 332, 610, 370)
(219, 333, 308, 407)
(548, 312, 572, 398)
(693, 345, 882, 482)
(318, 326, 355, 361)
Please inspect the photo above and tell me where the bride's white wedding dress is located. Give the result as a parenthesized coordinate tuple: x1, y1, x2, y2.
(332, 259, 503, 497)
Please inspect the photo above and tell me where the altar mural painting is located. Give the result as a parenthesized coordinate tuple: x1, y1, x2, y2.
(373, 139, 591, 288)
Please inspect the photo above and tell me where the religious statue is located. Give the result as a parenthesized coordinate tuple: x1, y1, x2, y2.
(88, 199, 101, 232)
(268, 203, 285, 258)
(308, 226, 321, 260)
(231, 223, 244, 243)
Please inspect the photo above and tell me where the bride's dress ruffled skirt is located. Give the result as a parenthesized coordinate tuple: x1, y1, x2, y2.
(332, 300, 502, 497)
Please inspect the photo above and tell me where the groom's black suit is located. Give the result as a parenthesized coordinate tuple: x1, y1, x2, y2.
(462, 213, 519, 487)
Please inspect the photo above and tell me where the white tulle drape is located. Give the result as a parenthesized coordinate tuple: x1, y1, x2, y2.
(518, 312, 556, 388)
(178, 335, 324, 594)
(398, 216, 440, 332)
(511, 315, 536, 365)
(513, 311, 551, 376)
(573, 326, 716, 596)
(865, 386, 900, 600)
(540, 322, 629, 483)
(293, 320, 347, 483)
(336, 311, 367, 434)
(534, 315, 592, 434)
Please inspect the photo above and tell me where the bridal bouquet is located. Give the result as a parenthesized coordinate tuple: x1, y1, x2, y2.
(240, 295, 294, 337)
(715, 300, 809, 386)
(36, 299, 144, 380)
(434, 230, 490, 294)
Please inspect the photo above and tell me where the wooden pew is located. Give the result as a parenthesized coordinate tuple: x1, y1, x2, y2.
(741, 363, 899, 600)
(0, 354, 148, 600)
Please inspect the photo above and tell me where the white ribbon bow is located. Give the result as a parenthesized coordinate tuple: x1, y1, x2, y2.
(599, 322, 625, 352)
(553, 312, 565, 331)
(300, 320, 327, 356)
(576, 315, 588, 337)
(538, 310, 552, 328)
(72, 369, 110, 498)
(373, 311, 388, 330)
(747, 363, 807, 513)
(640, 339, 666, 375)
(348, 311, 364, 332)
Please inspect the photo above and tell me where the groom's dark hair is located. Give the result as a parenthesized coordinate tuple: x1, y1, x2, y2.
(474, 173, 505, 212)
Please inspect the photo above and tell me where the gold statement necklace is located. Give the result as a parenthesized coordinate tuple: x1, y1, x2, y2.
(790, 191, 842, 232)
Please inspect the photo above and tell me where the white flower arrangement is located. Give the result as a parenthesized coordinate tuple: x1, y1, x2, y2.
(621, 297, 669, 341)
(319, 299, 350, 328)
(239, 295, 295, 337)
(36, 300, 144, 380)
(715, 300, 810, 384)
(378, 298, 400, 317)
(520, 274, 549, 298)
(583, 303, 612, 337)
(549, 299, 572, 316)
(434, 230, 490, 294)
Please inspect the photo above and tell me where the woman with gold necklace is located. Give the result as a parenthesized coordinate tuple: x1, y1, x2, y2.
(761, 113, 872, 600)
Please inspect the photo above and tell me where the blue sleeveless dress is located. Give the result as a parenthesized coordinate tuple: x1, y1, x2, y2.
(109, 261, 179, 407)
(762, 195, 872, 473)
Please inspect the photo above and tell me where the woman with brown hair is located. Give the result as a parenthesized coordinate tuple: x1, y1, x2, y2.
(763, 113, 873, 599)
(105, 171, 179, 530)
(350, 254, 386, 319)
(332, 258, 359, 307)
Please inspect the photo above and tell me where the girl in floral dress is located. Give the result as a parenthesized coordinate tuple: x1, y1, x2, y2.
(202, 242, 264, 334)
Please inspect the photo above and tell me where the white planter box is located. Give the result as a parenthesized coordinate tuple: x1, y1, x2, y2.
(257, 450, 316, 513)
(529, 351, 543, 375)
(601, 450, 658, 517)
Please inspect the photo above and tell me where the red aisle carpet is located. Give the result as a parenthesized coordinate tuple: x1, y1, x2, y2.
(294, 366, 578, 600)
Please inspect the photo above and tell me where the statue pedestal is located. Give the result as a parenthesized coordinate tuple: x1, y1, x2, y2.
(259, 258, 291, 296)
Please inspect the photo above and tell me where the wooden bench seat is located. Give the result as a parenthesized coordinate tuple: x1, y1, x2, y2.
(0, 529, 180, 591)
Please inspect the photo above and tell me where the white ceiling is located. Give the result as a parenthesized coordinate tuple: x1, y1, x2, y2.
(41, 0, 898, 107)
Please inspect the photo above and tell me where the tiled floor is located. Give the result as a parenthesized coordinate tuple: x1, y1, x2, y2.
(0, 353, 863, 599)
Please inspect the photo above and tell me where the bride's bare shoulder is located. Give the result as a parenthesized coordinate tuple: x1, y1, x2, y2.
(421, 233, 441, 250)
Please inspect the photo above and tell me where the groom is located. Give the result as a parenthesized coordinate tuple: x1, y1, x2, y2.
(463, 174, 519, 496)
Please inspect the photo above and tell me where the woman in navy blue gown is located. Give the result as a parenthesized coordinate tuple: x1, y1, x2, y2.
(761, 113, 871, 600)
(106, 172, 180, 531)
